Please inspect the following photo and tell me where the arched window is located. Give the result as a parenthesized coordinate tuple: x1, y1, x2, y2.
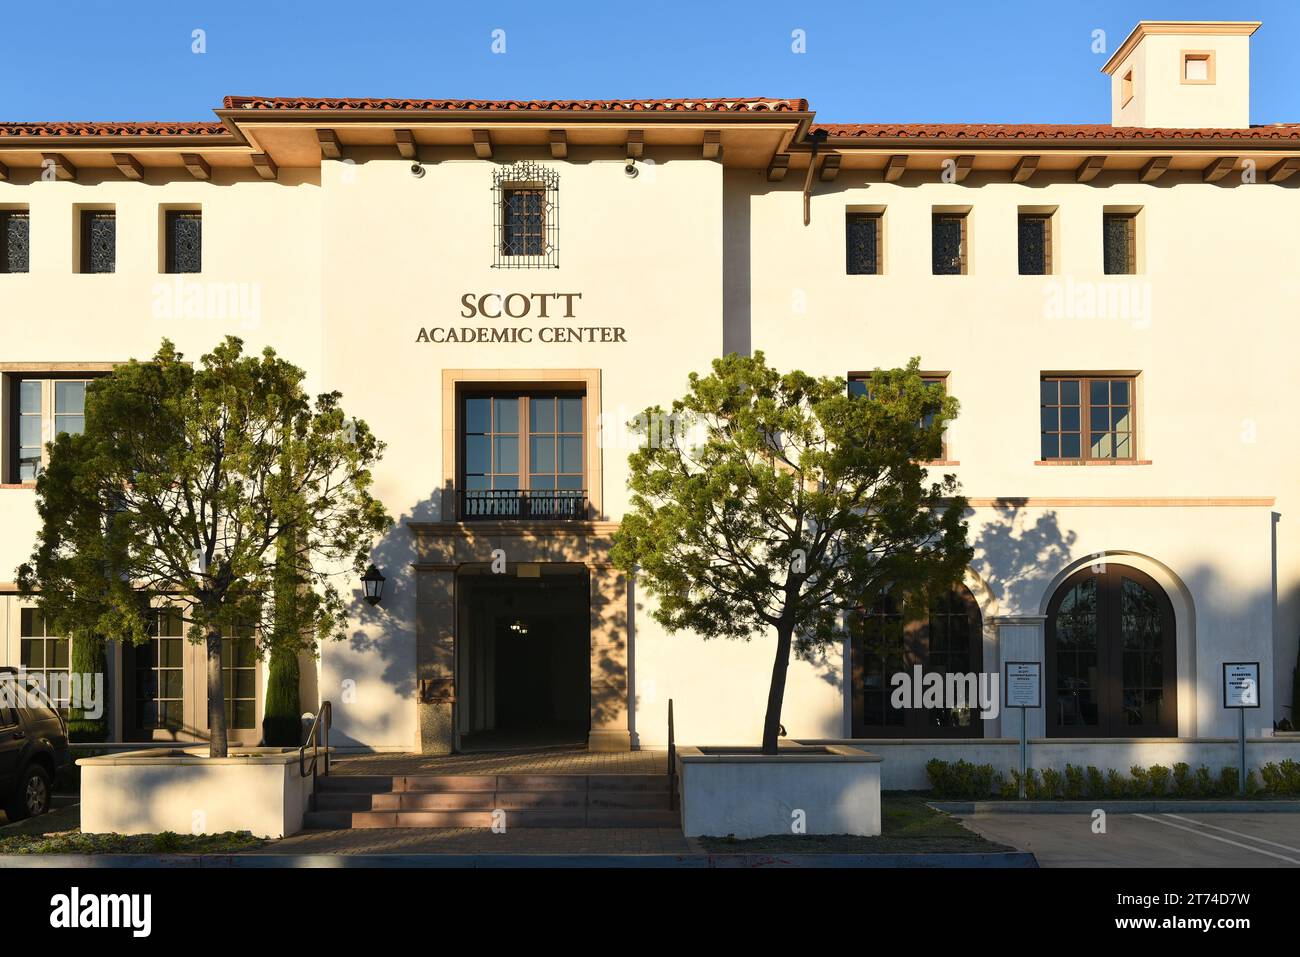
(1046, 564, 1176, 737)
(850, 585, 984, 738)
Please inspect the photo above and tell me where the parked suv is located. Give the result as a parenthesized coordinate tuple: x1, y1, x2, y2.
(0, 668, 72, 822)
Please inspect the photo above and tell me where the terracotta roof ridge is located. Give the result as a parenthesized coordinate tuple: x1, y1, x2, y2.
(0, 120, 228, 137)
(221, 95, 809, 113)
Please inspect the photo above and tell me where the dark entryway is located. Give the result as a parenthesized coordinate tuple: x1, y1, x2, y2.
(456, 567, 591, 752)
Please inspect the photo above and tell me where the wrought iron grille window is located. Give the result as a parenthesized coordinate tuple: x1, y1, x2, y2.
(1018, 214, 1051, 275)
(846, 212, 882, 275)
(80, 210, 116, 273)
(165, 210, 202, 273)
(1040, 375, 1135, 460)
(1, 210, 29, 273)
(1103, 213, 1137, 274)
(931, 213, 966, 275)
(460, 391, 586, 519)
(493, 162, 559, 268)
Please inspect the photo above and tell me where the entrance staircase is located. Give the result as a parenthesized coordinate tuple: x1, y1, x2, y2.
(305, 773, 679, 829)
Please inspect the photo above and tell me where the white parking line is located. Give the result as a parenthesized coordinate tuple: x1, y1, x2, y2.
(1160, 813, 1300, 855)
(1134, 813, 1300, 865)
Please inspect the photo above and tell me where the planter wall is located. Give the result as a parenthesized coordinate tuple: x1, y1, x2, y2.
(797, 738, 1300, 790)
(677, 743, 881, 838)
(78, 747, 317, 838)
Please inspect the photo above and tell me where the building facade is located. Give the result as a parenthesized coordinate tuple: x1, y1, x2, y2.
(0, 21, 1297, 778)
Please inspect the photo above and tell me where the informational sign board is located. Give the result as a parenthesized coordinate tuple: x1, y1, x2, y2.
(1004, 662, 1042, 710)
(1223, 661, 1261, 709)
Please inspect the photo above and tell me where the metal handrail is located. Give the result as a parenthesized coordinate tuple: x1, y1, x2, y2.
(667, 698, 677, 811)
(299, 701, 332, 809)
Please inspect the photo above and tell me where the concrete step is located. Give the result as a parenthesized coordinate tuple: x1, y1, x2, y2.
(343, 808, 680, 829)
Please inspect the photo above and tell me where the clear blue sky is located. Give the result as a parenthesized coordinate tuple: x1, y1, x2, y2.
(3, 1, 1296, 125)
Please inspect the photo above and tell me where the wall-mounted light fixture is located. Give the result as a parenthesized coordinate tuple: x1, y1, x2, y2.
(361, 564, 386, 606)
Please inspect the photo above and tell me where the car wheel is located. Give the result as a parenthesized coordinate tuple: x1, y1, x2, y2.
(5, 765, 51, 821)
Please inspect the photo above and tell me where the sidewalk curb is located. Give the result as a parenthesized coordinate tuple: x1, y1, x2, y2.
(931, 799, 1300, 814)
(0, 851, 1038, 868)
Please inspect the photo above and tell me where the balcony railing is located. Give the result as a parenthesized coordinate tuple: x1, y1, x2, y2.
(458, 488, 589, 521)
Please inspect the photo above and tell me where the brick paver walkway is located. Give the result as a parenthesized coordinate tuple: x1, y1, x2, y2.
(330, 748, 668, 776)
(246, 827, 694, 855)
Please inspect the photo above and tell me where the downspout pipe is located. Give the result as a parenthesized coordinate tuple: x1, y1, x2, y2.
(802, 129, 828, 226)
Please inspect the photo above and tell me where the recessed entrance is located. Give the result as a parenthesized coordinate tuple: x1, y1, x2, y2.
(456, 567, 591, 752)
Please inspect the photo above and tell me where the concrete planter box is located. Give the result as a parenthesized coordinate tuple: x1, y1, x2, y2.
(676, 743, 882, 838)
(78, 747, 319, 838)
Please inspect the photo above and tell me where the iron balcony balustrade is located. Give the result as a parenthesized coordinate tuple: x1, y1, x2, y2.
(457, 488, 589, 521)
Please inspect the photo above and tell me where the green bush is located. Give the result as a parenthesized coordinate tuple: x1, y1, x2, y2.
(1195, 765, 1214, 796)
(1040, 767, 1063, 800)
(925, 759, 1004, 799)
(1085, 766, 1105, 798)
(1064, 764, 1085, 799)
(1172, 762, 1193, 796)
(1148, 764, 1171, 796)
(1259, 759, 1300, 794)
(1023, 769, 1041, 800)
(1129, 765, 1151, 797)
(1105, 768, 1127, 798)
(1218, 766, 1240, 796)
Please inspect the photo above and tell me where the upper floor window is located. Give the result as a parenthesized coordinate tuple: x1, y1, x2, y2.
(493, 162, 558, 269)
(1040, 375, 1135, 462)
(849, 372, 950, 461)
(164, 210, 202, 274)
(1017, 211, 1053, 275)
(1, 209, 30, 274)
(1103, 212, 1138, 275)
(12, 376, 96, 482)
(931, 211, 967, 275)
(1182, 51, 1214, 84)
(846, 210, 883, 275)
(78, 209, 116, 274)
(460, 391, 586, 519)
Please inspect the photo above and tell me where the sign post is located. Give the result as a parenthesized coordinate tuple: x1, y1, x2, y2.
(1004, 662, 1042, 799)
(1223, 661, 1261, 795)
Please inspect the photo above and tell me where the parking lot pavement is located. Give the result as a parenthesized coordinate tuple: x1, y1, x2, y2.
(958, 811, 1300, 867)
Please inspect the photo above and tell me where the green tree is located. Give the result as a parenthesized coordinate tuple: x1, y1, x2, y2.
(18, 337, 391, 757)
(611, 352, 973, 754)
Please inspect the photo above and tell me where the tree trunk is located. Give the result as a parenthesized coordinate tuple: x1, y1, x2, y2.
(761, 621, 795, 755)
(206, 629, 228, 758)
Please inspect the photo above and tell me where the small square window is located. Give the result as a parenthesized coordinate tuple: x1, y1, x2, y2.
(1182, 52, 1214, 84)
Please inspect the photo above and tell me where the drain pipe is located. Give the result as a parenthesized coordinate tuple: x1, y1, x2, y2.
(801, 129, 828, 226)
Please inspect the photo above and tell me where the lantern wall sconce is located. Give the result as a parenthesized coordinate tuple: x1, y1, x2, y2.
(361, 564, 386, 606)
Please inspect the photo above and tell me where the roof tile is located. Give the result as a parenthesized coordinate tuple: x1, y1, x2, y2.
(814, 122, 1300, 140)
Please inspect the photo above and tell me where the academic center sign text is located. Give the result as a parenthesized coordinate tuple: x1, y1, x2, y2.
(415, 292, 628, 344)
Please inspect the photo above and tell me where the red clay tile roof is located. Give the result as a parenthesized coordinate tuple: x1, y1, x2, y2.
(815, 122, 1300, 140)
(222, 95, 809, 113)
(0, 121, 228, 137)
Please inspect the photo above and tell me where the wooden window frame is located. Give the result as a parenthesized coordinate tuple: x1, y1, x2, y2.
(1039, 374, 1137, 463)
(9, 375, 97, 483)
(18, 608, 70, 711)
(931, 211, 968, 276)
(1045, 564, 1177, 738)
(1017, 211, 1053, 276)
(850, 585, 984, 739)
(457, 388, 588, 517)
(845, 210, 884, 275)
(126, 606, 187, 738)
(1102, 211, 1138, 275)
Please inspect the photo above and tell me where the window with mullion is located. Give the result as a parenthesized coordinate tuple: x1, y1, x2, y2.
(462, 392, 585, 518)
(11, 376, 93, 481)
(135, 607, 185, 731)
(19, 608, 70, 710)
(1040, 376, 1134, 461)
(221, 619, 257, 731)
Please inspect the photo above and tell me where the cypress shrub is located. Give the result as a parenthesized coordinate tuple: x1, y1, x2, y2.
(66, 631, 109, 742)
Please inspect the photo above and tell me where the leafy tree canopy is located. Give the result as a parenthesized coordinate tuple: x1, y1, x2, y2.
(611, 351, 973, 752)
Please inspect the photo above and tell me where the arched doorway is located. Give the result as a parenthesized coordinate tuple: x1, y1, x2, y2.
(1045, 563, 1177, 737)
